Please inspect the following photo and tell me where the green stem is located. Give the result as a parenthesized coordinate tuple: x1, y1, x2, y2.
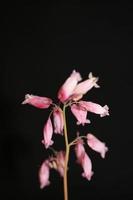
(63, 105, 70, 200)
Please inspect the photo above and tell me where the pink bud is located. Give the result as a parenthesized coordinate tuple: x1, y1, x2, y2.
(53, 107, 64, 135)
(87, 133, 108, 158)
(42, 117, 54, 149)
(22, 94, 52, 109)
(39, 160, 50, 189)
(71, 104, 90, 125)
(58, 70, 82, 103)
(56, 151, 65, 177)
(81, 152, 94, 181)
(72, 72, 100, 101)
(79, 101, 109, 117)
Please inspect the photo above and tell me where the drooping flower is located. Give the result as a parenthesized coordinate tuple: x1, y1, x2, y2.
(22, 94, 52, 109)
(75, 139, 86, 164)
(81, 152, 94, 181)
(72, 72, 100, 101)
(75, 139, 93, 180)
(53, 107, 64, 135)
(42, 117, 54, 149)
(39, 160, 50, 189)
(79, 101, 109, 117)
(71, 104, 90, 125)
(87, 133, 108, 158)
(58, 70, 82, 103)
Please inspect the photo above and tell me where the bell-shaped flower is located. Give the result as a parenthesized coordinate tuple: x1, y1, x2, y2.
(72, 72, 100, 101)
(75, 139, 93, 180)
(22, 94, 52, 109)
(87, 133, 108, 158)
(75, 139, 86, 164)
(58, 70, 82, 103)
(79, 101, 109, 117)
(42, 117, 54, 149)
(39, 160, 50, 189)
(71, 104, 90, 125)
(53, 107, 64, 135)
(81, 152, 94, 181)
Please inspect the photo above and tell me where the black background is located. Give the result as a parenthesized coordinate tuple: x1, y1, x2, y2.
(1, 2, 133, 200)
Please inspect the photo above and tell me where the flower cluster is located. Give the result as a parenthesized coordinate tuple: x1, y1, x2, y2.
(22, 70, 109, 189)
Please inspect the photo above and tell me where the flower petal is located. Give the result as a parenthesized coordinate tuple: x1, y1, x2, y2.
(42, 117, 54, 149)
(39, 160, 50, 189)
(22, 94, 52, 109)
(87, 133, 108, 158)
(57, 70, 82, 103)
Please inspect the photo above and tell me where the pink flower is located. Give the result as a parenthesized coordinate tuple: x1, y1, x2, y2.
(22, 94, 52, 109)
(79, 101, 109, 117)
(75, 140, 93, 180)
(81, 152, 94, 181)
(87, 133, 108, 158)
(39, 160, 50, 189)
(71, 104, 90, 125)
(58, 70, 82, 103)
(53, 107, 64, 135)
(56, 151, 65, 177)
(75, 139, 86, 164)
(42, 117, 54, 149)
(72, 72, 100, 101)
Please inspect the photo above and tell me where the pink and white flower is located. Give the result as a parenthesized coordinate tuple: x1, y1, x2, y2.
(39, 160, 50, 189)
(81, 152, 94, 181)
(72, 72, 100, 101)
(42, 117, 54, 149)
(75, 139, 93, 180)
(22, 94, 52, 109)
(71, 104, 90, 125)
(58, 70, 82, 103)
(53, 107, 64, 135)
(79, 101, 109, 117)
(87, 133, 108, 158)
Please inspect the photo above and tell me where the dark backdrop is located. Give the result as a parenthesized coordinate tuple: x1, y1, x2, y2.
(1, 2, 133, 200)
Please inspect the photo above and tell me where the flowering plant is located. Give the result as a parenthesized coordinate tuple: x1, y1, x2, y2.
(22, 70, 109, 200)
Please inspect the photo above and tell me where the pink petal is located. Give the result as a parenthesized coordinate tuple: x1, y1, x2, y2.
(39, 160, 50, 189)
(87, 133, 108, 158)
(72, 72, 100, 101)
(75, 139, 86, 164)
(57, 70, 82, 103)
(42, 117, 54, 149)
(79, 101, 109, 117)
(71, 104, 90, 125)
(81, 153, 94, 181)
(22, 94, 52, 109)
(53, 107, 64, 135)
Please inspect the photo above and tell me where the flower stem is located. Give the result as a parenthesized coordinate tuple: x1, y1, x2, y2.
(63, 105, 70, 200)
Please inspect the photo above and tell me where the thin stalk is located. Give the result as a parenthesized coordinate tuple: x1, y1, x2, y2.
(63, 105, 70, 200)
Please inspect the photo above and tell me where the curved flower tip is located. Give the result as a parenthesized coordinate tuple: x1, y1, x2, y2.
(39, 160, 50, 189)
(57, 70, 82, 103)
(42, 117, 54, 149)
(22, 94, 52, 109)
(72, 72, 100, 101)
(53, 107, 64, 135)
(87, 133, 108, 158)
(71, 104, 90, 126)
(79, 101, 109, 117)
